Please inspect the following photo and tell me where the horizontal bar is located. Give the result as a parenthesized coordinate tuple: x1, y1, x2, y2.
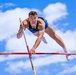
(0, 52, 76, 55)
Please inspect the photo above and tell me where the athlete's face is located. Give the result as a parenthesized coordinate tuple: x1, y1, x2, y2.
(29, 15, 38, 26)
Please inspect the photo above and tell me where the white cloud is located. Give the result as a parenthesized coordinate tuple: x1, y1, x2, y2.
(43, 2, 68, 24)
(56, 30, 76, 51)
(5, 58, 40, 75)
(5, 55, 66, 75)
(5, 61, 27, 75)
(63, 23, 69, 26)
(59, 65, 76, 75)
(0, 8, 30, 41)
(0, 3, 16, 9)
(0, 54, 28, 62)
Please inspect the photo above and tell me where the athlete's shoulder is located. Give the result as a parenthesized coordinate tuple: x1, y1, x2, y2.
(22, 18, 29, 28)
(38, 17, 45, 29)
(38, 17, 44, 20)
(22, 18, 29, 25)
(38, 17, 44, 23)
(38, 17, 45, 25)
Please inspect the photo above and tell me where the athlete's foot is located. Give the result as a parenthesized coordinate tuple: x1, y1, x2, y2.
(65, 51, 70, 61)
(42, 37, 48, 44)
(63, 47, 70, 61)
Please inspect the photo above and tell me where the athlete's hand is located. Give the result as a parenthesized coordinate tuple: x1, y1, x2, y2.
(20, 25, 23, 31)
(30, 48, 35, 54)
(19, 22, 25, 30)
(18, 24, 25, 33)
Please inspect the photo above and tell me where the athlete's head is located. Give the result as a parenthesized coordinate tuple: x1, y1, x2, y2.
(28, 11, 38, 26)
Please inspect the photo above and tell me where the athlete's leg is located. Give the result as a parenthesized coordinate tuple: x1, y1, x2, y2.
(33, 32, 47, 44)
(45, 25, 68, 53)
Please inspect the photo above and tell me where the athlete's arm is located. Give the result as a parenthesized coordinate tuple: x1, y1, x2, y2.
(32, 28, 45, 50)
(17, 20, 28, 39)
(32, 19, 45, 50)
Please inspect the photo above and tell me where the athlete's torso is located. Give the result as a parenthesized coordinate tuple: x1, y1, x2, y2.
(24, 17, 48, 33)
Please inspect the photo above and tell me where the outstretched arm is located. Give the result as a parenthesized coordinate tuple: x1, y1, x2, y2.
(30, 29, 45, 54)
(33, 30, 44, 49)
(17, 25, 23, 38)
(17, 20, 28, 39)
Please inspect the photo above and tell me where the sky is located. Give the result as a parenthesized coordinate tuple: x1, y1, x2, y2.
(0, 0, 76, 75)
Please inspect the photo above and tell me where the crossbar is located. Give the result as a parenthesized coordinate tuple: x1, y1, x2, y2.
(0, 52, 76, 55)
